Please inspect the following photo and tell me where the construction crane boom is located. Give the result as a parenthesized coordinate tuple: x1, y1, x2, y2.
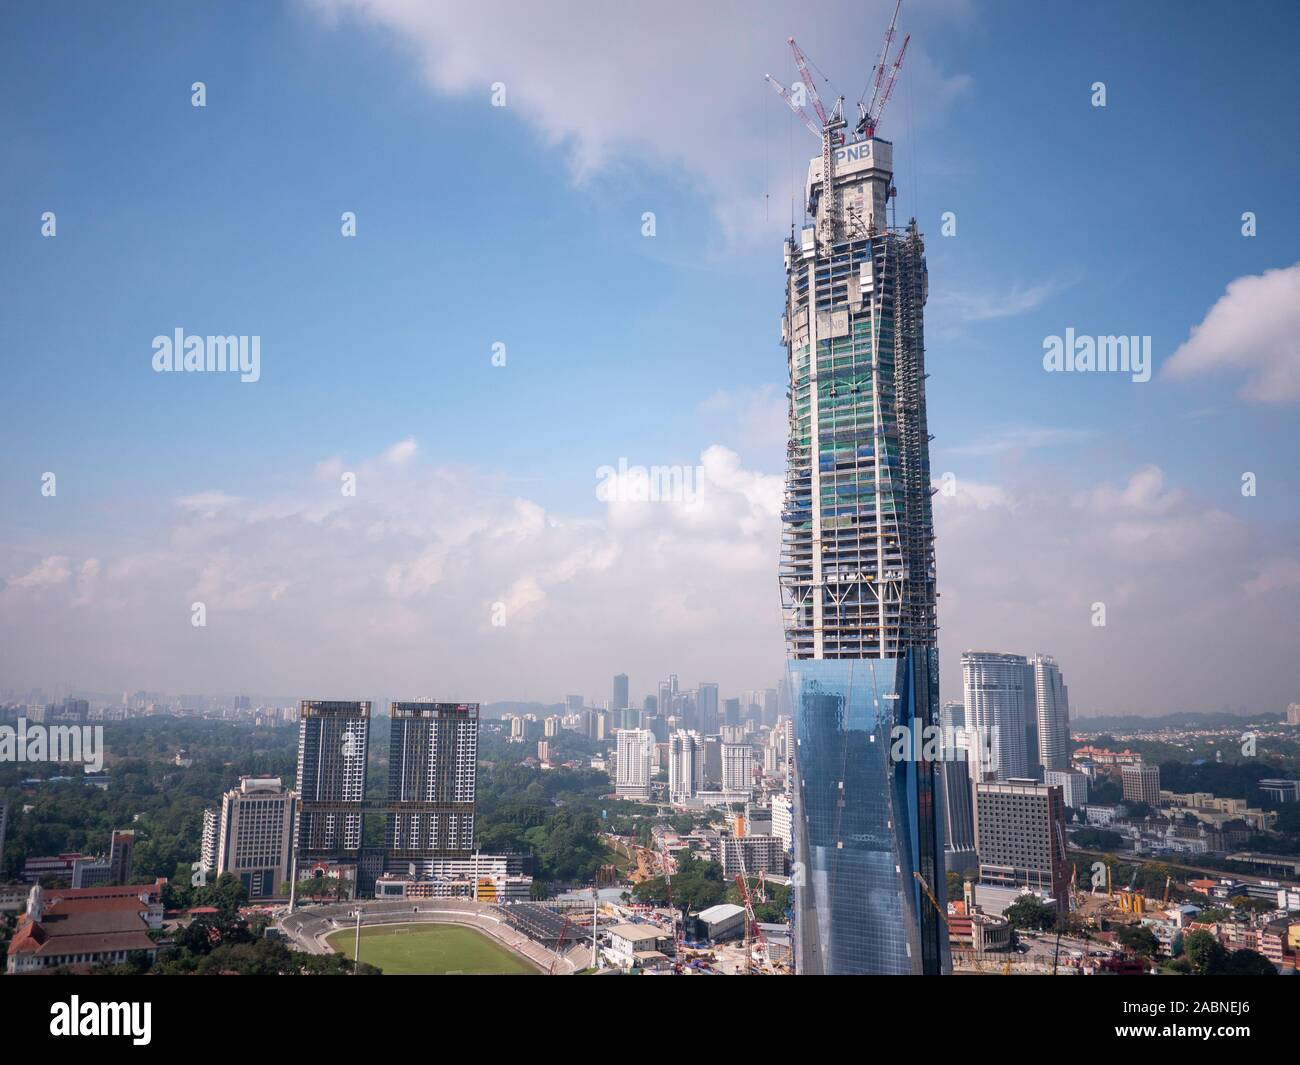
(856, 2, 910, 138)
(787, 37, 829, 127)
(764, 74, 822, 139)
(865, 0, 902, 119)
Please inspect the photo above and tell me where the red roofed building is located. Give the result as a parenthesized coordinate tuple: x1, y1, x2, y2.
(6, 880, 166, 975)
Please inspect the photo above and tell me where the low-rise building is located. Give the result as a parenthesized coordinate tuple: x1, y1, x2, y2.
(604, 923, 674, 970)
(693, 903, 746, 944)
(6, 881, 165, 975)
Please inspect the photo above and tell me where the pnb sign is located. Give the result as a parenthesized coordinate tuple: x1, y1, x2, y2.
(835, 141, 873, 167)
(833, 138, 890, 177)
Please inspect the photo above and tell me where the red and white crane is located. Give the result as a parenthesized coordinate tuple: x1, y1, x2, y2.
(765, 2, 910, 245)
(857, 0, 910, 138)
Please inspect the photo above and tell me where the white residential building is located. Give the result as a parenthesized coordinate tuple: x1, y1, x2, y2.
(668, 730, 703, 803)
(721, 743, 753, 795)
(615, 729, 654, 800)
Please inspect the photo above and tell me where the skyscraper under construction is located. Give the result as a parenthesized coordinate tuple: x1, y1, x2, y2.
(775, 21, 947, 974)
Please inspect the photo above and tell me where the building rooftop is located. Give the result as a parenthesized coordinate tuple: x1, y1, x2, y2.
(696, 903, 745, 923)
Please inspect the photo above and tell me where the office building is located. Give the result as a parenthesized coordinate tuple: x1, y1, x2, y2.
(1121, 763, 1161, 806)
(962, 651, 1032, 780)
(771, 793, 793, 851)
(940, 699, 964, 734)
(107, 830, 134, 886)
(387, 703, 478, 859)
(698, 682, 719, 735)
(1045, 768, 1089, 810)
(296, 700, 371, 855)
(615, 728, 654, 800)
(216, 776, 297, 899)
(975, 779, 1069, 917)
(612, 673, 629, 711)
(1259, 779, 1300, 803)
(719, 834, 787, 878)
(940, 750, 976, 853)
(780, 100, 946, 974)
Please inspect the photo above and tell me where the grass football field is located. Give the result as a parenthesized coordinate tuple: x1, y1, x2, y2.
(325, 923, 538, 975)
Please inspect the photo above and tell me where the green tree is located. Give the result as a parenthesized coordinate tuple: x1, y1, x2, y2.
(1222, 948, 1276, 976)
(1183, 929, 1227, 974)
(1116, 924, 1160, 958)
(1003, 896, 1057, 932)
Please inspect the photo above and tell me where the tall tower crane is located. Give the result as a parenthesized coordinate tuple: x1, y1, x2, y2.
(733, 841, 773, 974)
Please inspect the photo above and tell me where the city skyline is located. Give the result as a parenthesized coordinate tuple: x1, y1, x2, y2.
(3, 1, 1299, 718)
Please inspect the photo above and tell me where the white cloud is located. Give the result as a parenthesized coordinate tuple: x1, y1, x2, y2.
(304, 0, 972, 244)
(934, 464, 1298, 714)
(7, 556, 72, 590)
(935, 277, 1069, 322)
(0, 440, 787, 699)
(697, 385, 787, 450)
(3, 448, 1293, 714)
(946, 425, 1095, 457)
(384, 436, 418, 463)
(1164, 262, 1300, 403)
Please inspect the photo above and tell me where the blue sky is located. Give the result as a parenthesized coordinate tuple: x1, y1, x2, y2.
(2, 0, 1298, 714)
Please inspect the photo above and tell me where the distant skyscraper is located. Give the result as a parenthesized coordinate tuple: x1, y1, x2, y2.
(962, 652, 1032, 780)
(780, 113, 945, 975)
(108, 830, 135, 885)
(723, 697, 741, 726)
(1029, 654, 1071, 772)
(615, 728, 654, 800)
(386, 703, 478, 861)
(296, 700, 371, 854)
(612, 673, 629, 711)
(668, 730, 703, 803)
(698, 682, 719, 735)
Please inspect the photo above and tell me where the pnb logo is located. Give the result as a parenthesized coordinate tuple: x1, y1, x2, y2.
(834, 142, 873, 165)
